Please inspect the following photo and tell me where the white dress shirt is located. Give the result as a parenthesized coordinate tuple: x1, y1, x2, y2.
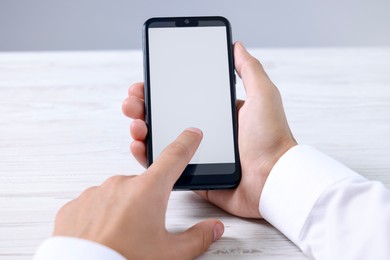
(34, 145, 390, 259)
(260, 145, 390, 259)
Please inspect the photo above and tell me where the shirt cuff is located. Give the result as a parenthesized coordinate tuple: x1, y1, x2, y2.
(34, 236, 126, 260)
(259, 145, 363, 245)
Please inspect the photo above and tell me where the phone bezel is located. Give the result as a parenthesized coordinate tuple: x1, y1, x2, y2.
(143, 16, 241, 190)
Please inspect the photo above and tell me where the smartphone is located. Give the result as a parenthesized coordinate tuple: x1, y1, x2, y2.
(143, 16, 240, 190)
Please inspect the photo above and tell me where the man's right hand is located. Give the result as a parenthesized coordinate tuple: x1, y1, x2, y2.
(122, 42, 297, 218)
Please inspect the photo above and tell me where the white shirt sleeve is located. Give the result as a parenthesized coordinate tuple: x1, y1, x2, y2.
(260, 145, 390, 259)
(34, 236, 126, 260)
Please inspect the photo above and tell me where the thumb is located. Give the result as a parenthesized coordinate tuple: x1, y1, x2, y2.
(234, 41, 273, 98)
(173, 219, 224, 259)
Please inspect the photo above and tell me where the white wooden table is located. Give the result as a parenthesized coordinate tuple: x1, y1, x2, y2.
(1, 48, 389, 259)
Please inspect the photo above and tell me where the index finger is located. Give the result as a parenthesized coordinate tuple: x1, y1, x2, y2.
(146, 128, 203, 192)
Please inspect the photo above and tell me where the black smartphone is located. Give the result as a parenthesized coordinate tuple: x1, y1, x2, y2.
(143, 16, 240, 190)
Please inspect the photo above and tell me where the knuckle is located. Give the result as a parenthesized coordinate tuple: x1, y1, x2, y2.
(270, 85, 282, 101)
(55, 200, 73, 222)
(103, 175, 126, 187)
(244, 56, 262, 71)
(200, 229, 209, 252)
(81, 186, 98, 196)
(249, 56, 262, 67)
(168, 141, 190, 159)
(239, 57, 265, 80)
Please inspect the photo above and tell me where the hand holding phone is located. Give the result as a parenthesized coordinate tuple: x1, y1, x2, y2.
(124, 29, 297, 218)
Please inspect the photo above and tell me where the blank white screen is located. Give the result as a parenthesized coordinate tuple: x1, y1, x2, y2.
(149, 26, 235, 164)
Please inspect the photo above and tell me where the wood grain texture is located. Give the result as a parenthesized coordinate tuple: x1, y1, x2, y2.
(0, 48, 389, 259)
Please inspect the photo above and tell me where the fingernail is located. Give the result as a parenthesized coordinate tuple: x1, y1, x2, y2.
(235, 41, 244, 49)
(213, 222, 224, 241)
(185, 127, 203, 136)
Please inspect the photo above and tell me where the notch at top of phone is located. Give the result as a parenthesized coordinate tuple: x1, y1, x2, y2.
(175, 18, 199, 27)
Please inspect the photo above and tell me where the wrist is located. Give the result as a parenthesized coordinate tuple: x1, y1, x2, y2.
(264, 138, 298, 178)
(257, 137, 297, 216)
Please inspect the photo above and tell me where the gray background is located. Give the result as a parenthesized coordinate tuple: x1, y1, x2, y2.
(1, 0, 390, 51)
